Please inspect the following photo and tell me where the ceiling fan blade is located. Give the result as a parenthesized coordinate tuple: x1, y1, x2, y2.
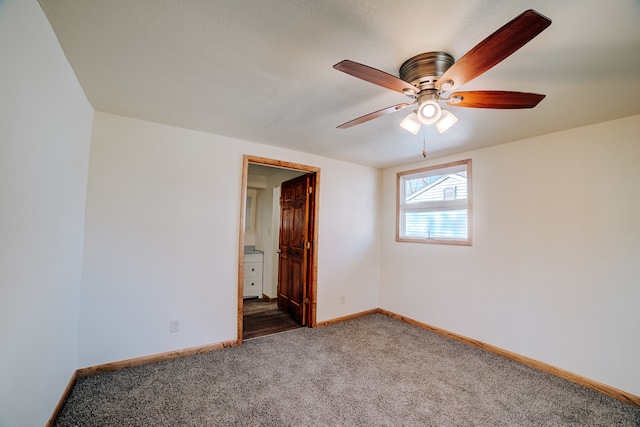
(337, 103, 412, 129)
(334, 60, 419, 95)
(436, 10, 551, 92)
(446, 91, 546, 109)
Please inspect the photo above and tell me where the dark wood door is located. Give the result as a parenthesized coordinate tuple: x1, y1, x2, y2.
(277, 174, 312, 325)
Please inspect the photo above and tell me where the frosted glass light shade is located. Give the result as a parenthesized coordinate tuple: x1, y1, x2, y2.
(435, 109, 457, 133)
(417, 100, 441, 125)
(400, 112, 422, 135)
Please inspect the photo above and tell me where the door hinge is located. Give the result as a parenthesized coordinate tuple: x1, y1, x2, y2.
(308, 186, 313, 194)
(303, 297, 309, 304)
(305, 241, 311, 249)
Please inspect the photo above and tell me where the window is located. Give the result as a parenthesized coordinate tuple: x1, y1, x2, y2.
(397, 159, 472, 245)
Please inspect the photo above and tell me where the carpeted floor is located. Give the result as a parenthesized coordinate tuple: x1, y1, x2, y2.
(55, 314, 640, 426)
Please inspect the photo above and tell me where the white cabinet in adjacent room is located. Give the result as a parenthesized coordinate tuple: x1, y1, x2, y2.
(243, 251, 263, 298)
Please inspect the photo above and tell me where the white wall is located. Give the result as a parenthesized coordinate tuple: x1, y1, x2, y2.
(78, 112, 381, 367)
(380, 114, 640, 396)
(0, 1, 93, 426)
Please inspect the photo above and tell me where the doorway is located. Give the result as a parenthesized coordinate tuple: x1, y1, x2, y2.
(237, 155, 320, 343)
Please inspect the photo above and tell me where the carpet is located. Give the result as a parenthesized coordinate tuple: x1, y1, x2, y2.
(55, 313, 640, 426)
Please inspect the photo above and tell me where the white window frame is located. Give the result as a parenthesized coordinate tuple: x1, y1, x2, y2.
(396, 159, 472, 246)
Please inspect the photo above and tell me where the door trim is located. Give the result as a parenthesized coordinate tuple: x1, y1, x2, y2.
(237, 155, 320, 344)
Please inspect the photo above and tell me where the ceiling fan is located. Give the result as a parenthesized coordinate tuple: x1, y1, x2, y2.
(333, 9, 551, 135)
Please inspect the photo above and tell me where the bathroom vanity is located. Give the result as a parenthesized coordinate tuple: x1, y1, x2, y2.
(243, 246, 263, 298)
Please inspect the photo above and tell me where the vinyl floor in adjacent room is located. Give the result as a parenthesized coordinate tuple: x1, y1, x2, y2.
(242, 298, 301, 340)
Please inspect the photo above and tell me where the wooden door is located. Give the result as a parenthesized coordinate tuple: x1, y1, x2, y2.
(277, 174, 312, 325)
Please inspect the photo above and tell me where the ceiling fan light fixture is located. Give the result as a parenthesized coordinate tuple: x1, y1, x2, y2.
(332, 10, 551, 135)
(400, 112, 422, 135)
(417, 99, 442, 125)
(435, 109, 458, 133)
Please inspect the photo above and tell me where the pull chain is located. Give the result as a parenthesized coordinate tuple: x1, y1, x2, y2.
(421, 126, 427, 158)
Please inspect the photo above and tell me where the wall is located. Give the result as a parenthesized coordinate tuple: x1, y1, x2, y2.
(78, 112, 381, 367)
(380, 114, 640, 396)
(0, 1, 93, 426)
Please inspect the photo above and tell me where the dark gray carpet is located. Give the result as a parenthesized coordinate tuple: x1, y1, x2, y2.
(55, 314, 640, 426)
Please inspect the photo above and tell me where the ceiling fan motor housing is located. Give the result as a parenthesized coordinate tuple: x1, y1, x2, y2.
(399, 51, 454, 92)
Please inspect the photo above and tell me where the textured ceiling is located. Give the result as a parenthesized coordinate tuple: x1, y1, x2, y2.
(38, 0, 640, 169)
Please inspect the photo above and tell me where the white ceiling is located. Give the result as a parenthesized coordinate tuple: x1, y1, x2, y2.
(38, 0, 640, 169)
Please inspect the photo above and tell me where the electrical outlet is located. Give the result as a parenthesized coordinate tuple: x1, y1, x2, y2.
(340, 296, 346, 304)
(170, 319, 179, 333)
